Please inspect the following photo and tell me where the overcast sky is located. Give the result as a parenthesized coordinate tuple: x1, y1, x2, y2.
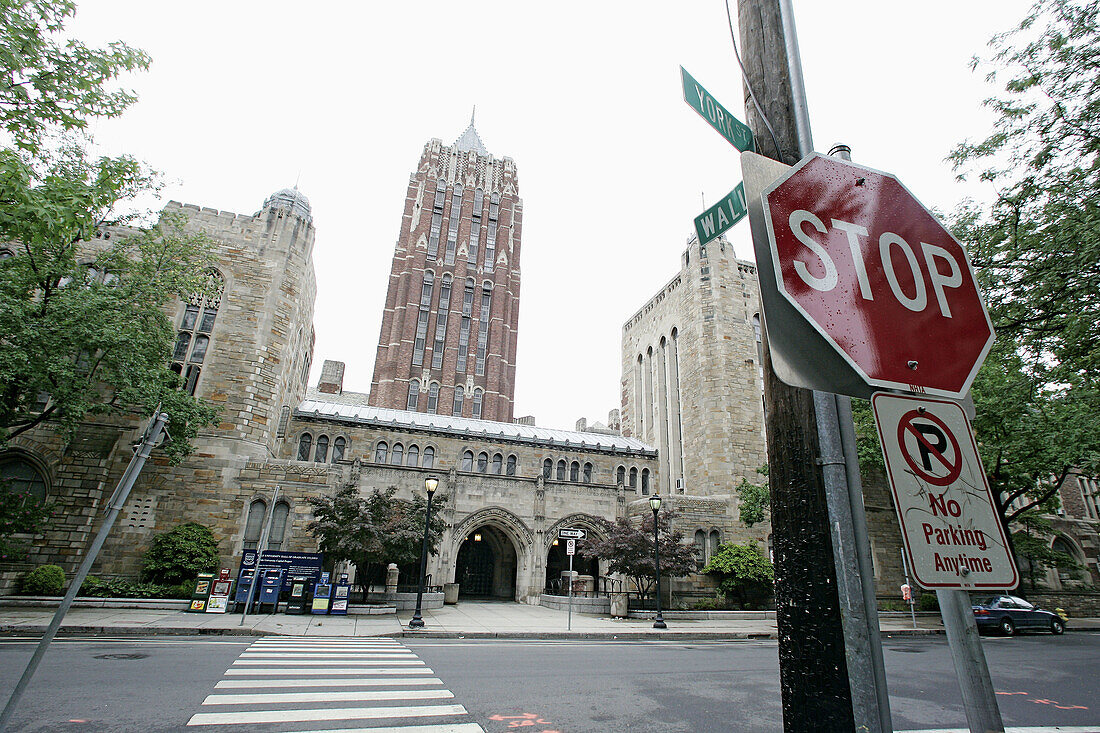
(71, 1, 1032, 431)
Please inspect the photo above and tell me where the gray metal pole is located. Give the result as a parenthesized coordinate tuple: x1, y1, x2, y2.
(900, 548, 917, 630)
(567, 550, 573, 631)
(0, 412, 168, 731)
(239, 485, 280, 625)
(937, 589, 1005, 733)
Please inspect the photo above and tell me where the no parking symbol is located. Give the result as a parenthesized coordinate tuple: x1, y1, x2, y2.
(896, 409, 962, 486)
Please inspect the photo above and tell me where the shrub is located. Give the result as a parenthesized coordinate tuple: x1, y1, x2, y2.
(79, 575, 192, 599)
(918, 592, 939, 612)
(20, 564, 65, 595)
(690, 596, 728, 611)
(141, 522, 219, 585)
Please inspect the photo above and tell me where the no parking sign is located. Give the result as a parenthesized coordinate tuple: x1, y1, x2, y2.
(871, 393, 1018, 590)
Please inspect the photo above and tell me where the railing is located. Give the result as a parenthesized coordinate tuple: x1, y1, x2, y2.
(543, 576, 625, 598)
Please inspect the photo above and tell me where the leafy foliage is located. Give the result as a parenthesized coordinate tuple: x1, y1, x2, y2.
(735, 465, 770, 527)
(141, 522, 219, 584)
(947, 0, 1100, 524)
(307, 486, 448, 584)
(0, 483, 52, 560)
(79, 575, 191, 599)
(702, 541, 774, 607)
(578, 509, 696, 599)
(19, 562, 63, 594)
(1011, 511, 1080, 588)
(0, 148, 219, 461)
(0, 0, 150, 151)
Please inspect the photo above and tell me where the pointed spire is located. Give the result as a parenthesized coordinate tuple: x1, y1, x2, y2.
(454, 108, 489, 155)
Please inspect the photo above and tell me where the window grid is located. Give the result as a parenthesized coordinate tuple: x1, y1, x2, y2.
(468, 188, 483, 265)
(412, 272, 434, 366)
(332, 437, 346, 463)
(427, 179, 446, 259)
(484, 192, 499, 272)
(427, 383, 439, 414)
(444, 185, 463, 265)
(472, 389, 483, 420)
(314, 435, 328, 463)
(506, 455, 517, 476)
(431, 275, 452, 370)
(476, 285, 491, 375)
(453, 385, 464, 416)
(407, 381, 420, 411)
(172, 271, 224, 396)
(297, 433, 312, 461)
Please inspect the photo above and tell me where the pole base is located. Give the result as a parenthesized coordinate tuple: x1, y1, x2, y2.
(407, 617, 425, 630)
(653, 618, 667, 629)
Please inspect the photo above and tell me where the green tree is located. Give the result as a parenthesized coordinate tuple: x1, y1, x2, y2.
(0, 479, 51, 561)
(141, 522, 219, 584)
(307, 486, 448, 586)
(703, 540, 774, 608)
(578, 510, 696, 599)
(0, 0, 150, 151)
(735, 465, 770, 527)
(1011, 511, 1080, 589)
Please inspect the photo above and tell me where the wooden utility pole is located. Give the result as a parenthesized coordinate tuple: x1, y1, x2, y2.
(737, 2, 856, 730)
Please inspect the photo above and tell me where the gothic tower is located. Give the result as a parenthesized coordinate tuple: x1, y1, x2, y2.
(369, 117, 523, 422)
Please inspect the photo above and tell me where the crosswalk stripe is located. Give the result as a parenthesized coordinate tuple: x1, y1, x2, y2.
(232, 659, 426, 667)
(214, 677, 444, 689)
(240, 653, 416, 658)
(186, 703, 469, 726)
(224, 666, 433, 676)
(249, 640, 403, 646)
(283, 725, 484, 733)
(202, 689, 454, 705)
(245, 646, 406, 651)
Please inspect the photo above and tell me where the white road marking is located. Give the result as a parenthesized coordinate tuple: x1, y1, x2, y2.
(214, 677, 443, 688)
(223, 666, 432, 675)
(202, 689, 454, 705)
(186, 703, 469, 726)
(239, 653, 416, 659)
(283, 725, 484, 733)
(231, 659, 426, 666)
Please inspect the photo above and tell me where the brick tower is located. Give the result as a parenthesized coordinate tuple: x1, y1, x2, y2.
(369, 116, 523, 422)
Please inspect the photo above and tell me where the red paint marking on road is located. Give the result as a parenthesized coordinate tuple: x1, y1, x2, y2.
(995, 691, 1027, 696)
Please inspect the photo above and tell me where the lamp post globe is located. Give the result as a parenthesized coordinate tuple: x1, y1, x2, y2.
(408, 475, 438, 630)
(650, 493, 666, 629)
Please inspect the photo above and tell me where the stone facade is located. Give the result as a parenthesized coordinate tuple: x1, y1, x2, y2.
(369, 121, 523, 423)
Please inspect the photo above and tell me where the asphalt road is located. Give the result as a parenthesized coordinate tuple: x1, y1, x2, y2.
(0, 632, 1095, 732)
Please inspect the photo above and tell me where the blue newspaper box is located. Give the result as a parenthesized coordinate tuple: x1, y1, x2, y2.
(311, 572, 332, 615)
(233, 568, 256, 612)
(257, 568, 284, 612)
(330, 575, 350, 615)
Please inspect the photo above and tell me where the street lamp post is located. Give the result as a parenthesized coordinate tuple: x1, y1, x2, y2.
(408, 475, 438, 630)
(650, 494, 666, 629)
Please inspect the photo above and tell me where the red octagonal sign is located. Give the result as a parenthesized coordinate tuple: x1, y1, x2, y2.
(761, 154, 994, 398)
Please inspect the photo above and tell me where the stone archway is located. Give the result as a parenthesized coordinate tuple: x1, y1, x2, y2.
(543, 514, 607, 594)
(450, 507, 532, 602)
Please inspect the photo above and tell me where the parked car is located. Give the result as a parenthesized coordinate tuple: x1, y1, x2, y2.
(972, 595, 1066, 636)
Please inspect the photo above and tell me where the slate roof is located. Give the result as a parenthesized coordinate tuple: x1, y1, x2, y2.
(295, 399, 656, 456)
(453, 113, 489, 155)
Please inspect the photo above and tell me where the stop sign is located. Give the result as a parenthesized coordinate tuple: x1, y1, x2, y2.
(761, 154, 994, 398)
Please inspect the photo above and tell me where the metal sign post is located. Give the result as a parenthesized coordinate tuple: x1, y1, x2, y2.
(566, 539, 575, 631)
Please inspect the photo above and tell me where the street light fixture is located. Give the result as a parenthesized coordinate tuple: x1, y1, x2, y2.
(649, 493, 666, 629)
(408, 475, 438, 630)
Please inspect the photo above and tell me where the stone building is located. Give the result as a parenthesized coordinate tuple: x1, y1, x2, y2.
(369, 117, 522, 423)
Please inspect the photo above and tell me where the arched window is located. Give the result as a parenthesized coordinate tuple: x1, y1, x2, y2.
(477, 452, 488, 473)
(423, 446, 435, 469)
(556, 460, 566, 481)
(629, 467, 638, 488)
(314, 435, 329, 463)
(506, 455, 517, 476)
(268, 502, 290, 551)
(543, 458, 553, 479)
(392, 443, 404, 466)
(694, 530, 707, 570)
(709, 530, 721, 561)
(453, 385, 464, 416)
(374, 441, 388, 464)
(616, 466, 626, 486)
(569, 461, 579, 482)
(491, 453, 503, 474)
(407, 381, 420, 411)
(472, 388, 483, 420)
(641, 468, 651, 495)
(461, 450, 474, 471)
(172, 269, 224, 395)
(297, 433, 312, 461)
(583, 462, 593, 483)
(243, 500, 266, 550)
(427, 383, 439, 414)
(0, 455, 48, 501)
(407, 444, 419, 467)
(331, 437, 346, 463)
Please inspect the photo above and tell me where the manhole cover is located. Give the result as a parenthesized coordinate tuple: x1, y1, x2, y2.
(94, 653, 149, 660)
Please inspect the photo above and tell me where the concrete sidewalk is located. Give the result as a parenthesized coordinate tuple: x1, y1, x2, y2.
(4, 600, 1081, 640)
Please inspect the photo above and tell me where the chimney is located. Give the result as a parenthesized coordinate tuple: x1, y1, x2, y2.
(317, 360, 345, 395)
(575, 417, 588, 432)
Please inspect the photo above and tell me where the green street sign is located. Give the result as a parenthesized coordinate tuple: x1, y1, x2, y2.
(694, 183, 747, 245)
(680, 66, 754, 152)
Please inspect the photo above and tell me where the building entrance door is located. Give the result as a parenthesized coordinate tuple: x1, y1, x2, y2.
(455, 525, 517, 600)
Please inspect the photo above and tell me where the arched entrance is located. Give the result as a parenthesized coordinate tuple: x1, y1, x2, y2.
(545, 539, 599, 593)
(455, 525, 517, 600)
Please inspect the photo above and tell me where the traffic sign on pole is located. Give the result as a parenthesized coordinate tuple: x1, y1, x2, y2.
(566, 539, 575, 556)
(558, 528, 586, 540)
(871, 392, 1017, 589)
(694, 183, 747, 245)
(760, 153, 995, 398)
(680, 66, 754, 152)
